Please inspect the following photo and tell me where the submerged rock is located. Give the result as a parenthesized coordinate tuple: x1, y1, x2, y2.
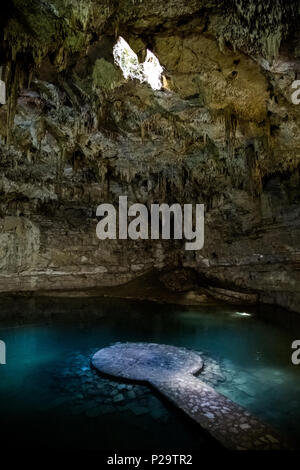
(113, 393, 125, 403)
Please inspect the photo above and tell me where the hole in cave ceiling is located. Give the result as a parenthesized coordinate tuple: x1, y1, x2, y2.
(113, 36, 163, 90)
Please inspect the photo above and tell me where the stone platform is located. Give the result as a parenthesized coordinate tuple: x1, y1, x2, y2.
(92, 342, 287, 450)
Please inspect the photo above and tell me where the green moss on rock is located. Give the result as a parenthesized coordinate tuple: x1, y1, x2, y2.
(92, 59, 123, 91)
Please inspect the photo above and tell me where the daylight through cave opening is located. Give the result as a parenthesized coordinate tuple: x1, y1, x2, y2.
(113, 36, 163, 90)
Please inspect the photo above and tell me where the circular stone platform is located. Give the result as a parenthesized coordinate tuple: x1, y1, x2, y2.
(92, 342, 287, 450)
(92, 342, 203, 382)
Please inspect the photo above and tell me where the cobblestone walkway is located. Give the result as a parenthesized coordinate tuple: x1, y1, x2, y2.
(92, 342, 288, 450)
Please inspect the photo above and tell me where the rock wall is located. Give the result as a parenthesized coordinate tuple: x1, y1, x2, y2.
(0, 1, 299, 312)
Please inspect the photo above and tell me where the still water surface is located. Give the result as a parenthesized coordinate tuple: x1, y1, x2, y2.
(0, 296, 299, 449)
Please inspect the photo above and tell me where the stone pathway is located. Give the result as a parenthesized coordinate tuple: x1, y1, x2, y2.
(92, 342, 288, 450)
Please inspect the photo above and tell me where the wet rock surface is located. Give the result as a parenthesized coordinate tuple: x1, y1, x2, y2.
(92, 342, 288, 450)
(51, 348, 171, 423)
(92, 342, 204, 381)
(43, 346, 223, 425)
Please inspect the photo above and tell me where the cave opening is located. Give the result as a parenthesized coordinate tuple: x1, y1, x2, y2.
(113, 36, 163, 90)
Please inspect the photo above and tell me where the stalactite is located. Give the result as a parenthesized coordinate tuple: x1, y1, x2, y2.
(3, 61, 27, 145)
(219, 0, 300, 61)
(141, 122, 145, 141)
(263, 31, 282, 62)
(225, 106, 237, 158)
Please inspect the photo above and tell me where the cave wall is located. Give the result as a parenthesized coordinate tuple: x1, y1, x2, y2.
(0, 0, 300, 312)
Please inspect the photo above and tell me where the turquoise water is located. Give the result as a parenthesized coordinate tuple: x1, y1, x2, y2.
(0, 296, 299, 450)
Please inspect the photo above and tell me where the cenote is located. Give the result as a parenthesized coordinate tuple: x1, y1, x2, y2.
(0, 296, 299, 450)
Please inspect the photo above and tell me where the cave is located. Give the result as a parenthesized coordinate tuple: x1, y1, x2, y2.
(0, 0, 299, 457)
